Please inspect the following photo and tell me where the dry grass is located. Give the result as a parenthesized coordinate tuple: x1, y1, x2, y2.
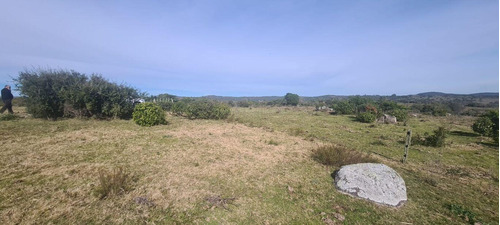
(95, 167, 131, 199)
(0, 107, 497, 224)
(0, 110, 329, 224)
(311, 144, 377, 167)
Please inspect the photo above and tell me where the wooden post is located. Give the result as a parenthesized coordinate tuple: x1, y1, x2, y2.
(403, 130, 412, 163)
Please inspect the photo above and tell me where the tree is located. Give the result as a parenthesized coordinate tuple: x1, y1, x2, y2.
(284, 93, 299, 106)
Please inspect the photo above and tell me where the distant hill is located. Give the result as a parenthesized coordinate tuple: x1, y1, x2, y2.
(416, 92, 498, 97)
(200, 95, 282, 102)
(166, 92, 498, 106)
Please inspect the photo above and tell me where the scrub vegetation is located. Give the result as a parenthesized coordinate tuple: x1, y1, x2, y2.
(0, 104, 497, 224)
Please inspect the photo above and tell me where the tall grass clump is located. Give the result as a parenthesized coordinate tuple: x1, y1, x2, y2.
(94, 167, 131, 199)
(133, 102, 166, 126)
(311, 145, 376, 167)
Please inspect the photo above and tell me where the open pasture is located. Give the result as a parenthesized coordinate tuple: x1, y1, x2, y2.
(0, 107, 497, 224)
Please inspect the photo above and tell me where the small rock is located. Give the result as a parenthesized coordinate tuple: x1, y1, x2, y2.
(333, 213, 345, 221)
(322, 217, 336, 225)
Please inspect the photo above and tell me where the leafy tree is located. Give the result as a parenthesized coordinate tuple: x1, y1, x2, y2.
(284, 93, 299, 106)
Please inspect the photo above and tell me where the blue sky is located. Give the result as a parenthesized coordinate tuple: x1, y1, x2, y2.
(0, 0, 498, 97)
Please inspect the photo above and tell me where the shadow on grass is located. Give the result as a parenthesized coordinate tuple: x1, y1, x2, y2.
(449, 130, 479, 137)
(478, 141, 498, 148)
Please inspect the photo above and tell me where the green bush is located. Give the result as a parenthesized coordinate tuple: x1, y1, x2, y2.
(472, 110, 498, 141)
(356, 112, 376, 123)
(333, 101, 355, 115)
(418, 104, 448, 116)
(416, 127, 447, 147)
(157, 101, 175, 111)
(171, 101, 188, 116)
(311, 145, 376, 167)
(15, 68, 141, 120)
(132, 102, 166, 126)
(390, 108, 408, 122)
(472, 117, 494, 137)
(184, 100, 230, 120)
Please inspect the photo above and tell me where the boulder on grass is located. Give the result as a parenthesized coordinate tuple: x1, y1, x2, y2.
(334, 163, 407, 207)
(377, 114, 397, 124)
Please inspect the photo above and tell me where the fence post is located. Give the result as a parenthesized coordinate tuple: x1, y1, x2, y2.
(403, 129, 412, 163)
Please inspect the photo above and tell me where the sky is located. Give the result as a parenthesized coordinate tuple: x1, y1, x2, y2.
(0, 0, 498, 97)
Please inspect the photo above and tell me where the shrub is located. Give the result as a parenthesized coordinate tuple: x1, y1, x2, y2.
(389, 108, 408, 122)
(81, 75, 140, 119)
(472, 117, 494, 137)
(416, 127, 447, 147)
(419, 104, 448, 116)
(472, 110, 498, 141)
(333, 101, 355, 115)
(185, 100, 230, 120)
(94, 167, 130, 199)
(171, 101, 188, 116)
(157, 101, 175, 111)
(311, 145, 376, 167)
(357, 112, 376, 123)
(15, 68, 141, 120)
(132, 102, 166, 126)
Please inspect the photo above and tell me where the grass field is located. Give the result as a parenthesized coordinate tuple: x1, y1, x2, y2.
(0, 107, 497, 224)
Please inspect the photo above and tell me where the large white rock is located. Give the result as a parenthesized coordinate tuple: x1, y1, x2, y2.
(334, 163, 407, 207)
